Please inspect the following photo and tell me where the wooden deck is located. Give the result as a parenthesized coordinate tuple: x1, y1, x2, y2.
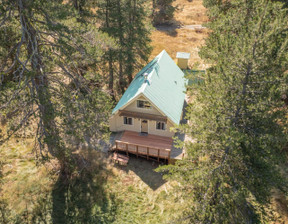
(114, 131, 173, 162)
(121, 131, 173, 149)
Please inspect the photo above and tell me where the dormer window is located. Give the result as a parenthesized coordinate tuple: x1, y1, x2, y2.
(137, 100, 151, 109)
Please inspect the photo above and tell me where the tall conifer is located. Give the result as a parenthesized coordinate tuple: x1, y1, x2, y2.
(97, 0, 151, 96)
(159, 0, 288, 223)
(0, 0, 112, 176)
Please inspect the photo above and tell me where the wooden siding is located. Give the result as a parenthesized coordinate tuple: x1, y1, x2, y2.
(109, 114, 174, 137)
(119, 110, 167, 122)
(124, 96, 163, 116)
(109, 94, 175, 137)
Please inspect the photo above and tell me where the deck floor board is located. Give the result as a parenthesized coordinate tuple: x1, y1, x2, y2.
(120, 131, 173, 150)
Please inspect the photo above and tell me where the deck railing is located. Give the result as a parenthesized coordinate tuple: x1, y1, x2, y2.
(115, 140, 171, 161)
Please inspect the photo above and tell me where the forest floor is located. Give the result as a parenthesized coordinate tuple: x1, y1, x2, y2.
(0, 139, 186, 223)
(1, 0, 288, 223)
(1, 1, 207, 223)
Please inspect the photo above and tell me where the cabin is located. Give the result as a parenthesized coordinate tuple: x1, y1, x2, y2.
(109, 50, 187, 163)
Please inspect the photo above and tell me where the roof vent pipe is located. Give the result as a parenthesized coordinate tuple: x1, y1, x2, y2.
(143, 73, 149, 80)
(143, 72, 152, 85)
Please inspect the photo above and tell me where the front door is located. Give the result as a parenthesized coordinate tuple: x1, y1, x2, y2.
(141, 120, 148, 133)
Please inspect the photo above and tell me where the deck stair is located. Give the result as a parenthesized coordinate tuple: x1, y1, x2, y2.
(112, 152, 129, 166)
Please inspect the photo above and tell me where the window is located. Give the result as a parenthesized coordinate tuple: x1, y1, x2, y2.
(123, 117, 133, 125)
(137, 100, 151, 109)
(156, 121, 166, 130)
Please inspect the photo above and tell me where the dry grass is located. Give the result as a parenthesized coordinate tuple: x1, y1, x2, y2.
(0, 139, 57, 216)
(174, 0, 208, 25)
(150, 28, 208, 69)
(150, 0, 209, 70)
(0, 138, 185, 223)
(106, 157, 186, 223)
(3, 0, 287, 223)
(271, 190, 288, 224)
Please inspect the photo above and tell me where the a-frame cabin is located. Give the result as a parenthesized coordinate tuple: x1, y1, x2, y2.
(109, 50, 187, 163)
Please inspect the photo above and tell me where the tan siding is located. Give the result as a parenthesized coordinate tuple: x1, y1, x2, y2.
(110, 95, 175, 137)
(109, 116, 117, 132)
(109, 114, 141, 132)
(148, 120, 174, 137)
(123, 96, 163, 116)
(109, 114, 174, 137)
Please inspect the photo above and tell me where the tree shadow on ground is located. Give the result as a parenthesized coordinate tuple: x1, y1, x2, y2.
(154, 20, 182, 37)
(51, 153, 118, 224)
(118, 156, 166, 191)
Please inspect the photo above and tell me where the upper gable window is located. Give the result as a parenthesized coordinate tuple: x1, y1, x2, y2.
(137, 100, 151, 109)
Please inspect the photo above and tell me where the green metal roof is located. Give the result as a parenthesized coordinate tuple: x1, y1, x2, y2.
(112, 50, 187, 125)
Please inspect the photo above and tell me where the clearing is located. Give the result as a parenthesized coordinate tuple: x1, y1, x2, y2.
(1, 1, 206, 223)
(150, 0, 209, 70)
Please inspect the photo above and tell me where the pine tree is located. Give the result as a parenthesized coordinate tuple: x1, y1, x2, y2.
(125, 0, 152, 83)
(158, 0, 288, 223)
(0, 0, 112, 177)
(97, 0, 151, 97)
(152, 0, 176, 25)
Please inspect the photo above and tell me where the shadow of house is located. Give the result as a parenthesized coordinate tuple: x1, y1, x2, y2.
(118, 156, 166, 191)
(155, 24, 181, 37)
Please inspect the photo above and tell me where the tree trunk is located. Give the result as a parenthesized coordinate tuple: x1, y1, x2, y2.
(104, 0, 115, 100)
(18, 0, 70, 177)
(117, 0, 125, 94)
(152, 0, 156, 18)
(108, 51, 115, 100)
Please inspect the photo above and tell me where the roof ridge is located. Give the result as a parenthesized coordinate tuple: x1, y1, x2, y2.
(138, 50, 165, 93)
(112, 49, 187, 125)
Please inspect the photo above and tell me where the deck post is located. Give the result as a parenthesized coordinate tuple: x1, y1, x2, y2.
(115, 141, 118, 151)
(158, 149, 160, 162)
(126, 143, 128, 156)
(136, 145, 138, 158)
(147, 147, 149, 160)
(168, 150, 171, 164)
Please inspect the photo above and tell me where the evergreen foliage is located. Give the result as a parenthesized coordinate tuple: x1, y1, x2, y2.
(0, 0, 112, 176)
(97, 0, 152, 96)
(152, 0, 176, 25)
(158, 0, 288, 223)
